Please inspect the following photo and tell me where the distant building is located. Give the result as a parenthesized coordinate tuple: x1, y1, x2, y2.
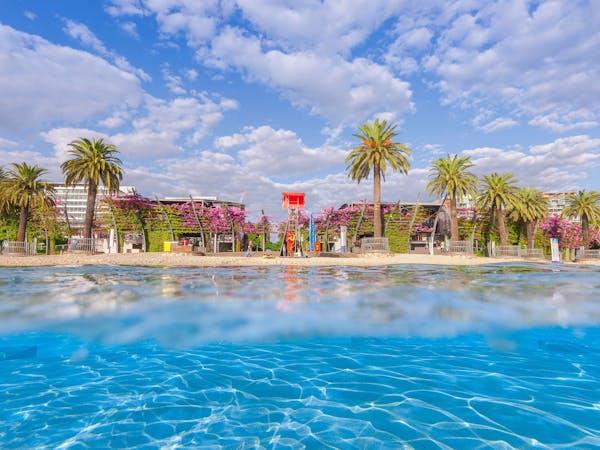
(51, 182, 136, 232)
(155, 196, 245, 210)
(543, 192, 577, 221)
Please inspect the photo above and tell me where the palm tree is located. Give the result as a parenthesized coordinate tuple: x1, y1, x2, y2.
(1, 162, 55, 242)
(0, 166, 7, 212)
(476, 172, 519, 246)
(345, 119, 411, 238)
(509, 187, 548, 249)
(426, 154, 479, 241)
(61, 138, 123, 239)
(562, 190, 600, 249)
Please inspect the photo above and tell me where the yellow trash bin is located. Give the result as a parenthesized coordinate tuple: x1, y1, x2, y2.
(163, 241, 171, 252)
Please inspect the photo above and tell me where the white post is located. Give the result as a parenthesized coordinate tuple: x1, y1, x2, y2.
(550, 237, 560, 263)
(109, 228, 115, 253)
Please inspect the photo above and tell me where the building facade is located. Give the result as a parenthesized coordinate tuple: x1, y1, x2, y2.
(51, 183, 136, 233)
(543, 192, 577, 220)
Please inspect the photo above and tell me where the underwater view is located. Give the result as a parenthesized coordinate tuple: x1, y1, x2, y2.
(1, 264, 599, 448)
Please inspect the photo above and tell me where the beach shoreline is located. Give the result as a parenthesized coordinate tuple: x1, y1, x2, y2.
(0, 251, 581, 267)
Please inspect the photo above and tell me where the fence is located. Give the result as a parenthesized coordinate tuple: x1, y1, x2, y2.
(522, 248, 545, 259)
(575, 248, 600, 260)
(67, 238, 100, 253)
(360, 237, 390, 253)
(487, 244, 544, 258)
(1, 241, 37, 255)
(445, 240, 473, 254)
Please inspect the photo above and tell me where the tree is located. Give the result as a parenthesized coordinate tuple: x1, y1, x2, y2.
(61, 138, 123, 239)
(509, 187, 548, 249)
(562, 190, 600, 249)
(1, 162, 55, 242)
(345, 119, 411, 238)
(426, 154, 478, 241)
(476, 173, 519, 246)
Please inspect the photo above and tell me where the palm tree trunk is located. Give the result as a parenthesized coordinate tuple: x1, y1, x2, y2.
(526, 221, 535, 249)
(17, 205, 28, 242)
(373, 165, 382, 238)
(450, 195, 458, 241)
(84, 179, 98, 239)
(582, 215, 590, 249)
(497, 208, 508, 246)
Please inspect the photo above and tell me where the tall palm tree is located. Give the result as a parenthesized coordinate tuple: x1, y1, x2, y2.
(562, 190, 600, 249)
(345, 119, 411, 238)
(509, 187, 548, 249)
(61, 138, 123, 239)
(0, 166, 7, 212)
(426, 154, 479, 241)
(476, 172, 519, 246)
(1, 162, 55, 242)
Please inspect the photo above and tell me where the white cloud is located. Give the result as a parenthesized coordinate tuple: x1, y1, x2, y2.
(0, 24, 143, 133)
(223, 125, 347, 176)
(41, 128, 109, 163)
(161, 65, 186, 95)
(462, 135, 600, 191)
(420, 0, 600, 131)
(206, 27, 414, 125)
(185, 68, 198, 80)
(0, 149, 63, 180)
(63, 19, 151, 82)
(479, 117, 519, 133)
(119, 21, 140, 39)
(235, 0, 403, 55)
(63, 19, 110, 56)
(0, 137, 19, 150)
(24, 11, 37, 21)
(105, 0, 147, 17)
(529, 111, 598, 133)
(98, 93, 238, 159)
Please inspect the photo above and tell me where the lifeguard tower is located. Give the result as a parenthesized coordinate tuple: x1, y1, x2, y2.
(281, 192, 305, 257)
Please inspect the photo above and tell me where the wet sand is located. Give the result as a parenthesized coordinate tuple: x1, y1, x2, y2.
(0, 251, 562, 267)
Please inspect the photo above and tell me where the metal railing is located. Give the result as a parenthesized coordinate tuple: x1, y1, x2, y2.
(445, 240, 474, 254)
(576, 249, 600, 260)
(1, 241, 37, 255)
(67, 238, 100, 253)
(522, 248, 545, 259)
(360, 237, 390, 253)
(494, 245, 521, 257)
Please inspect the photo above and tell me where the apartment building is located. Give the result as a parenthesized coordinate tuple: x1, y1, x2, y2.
(50, 182, 136, 232)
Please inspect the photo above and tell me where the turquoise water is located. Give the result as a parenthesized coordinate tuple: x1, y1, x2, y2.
(1, 264, 599, 448)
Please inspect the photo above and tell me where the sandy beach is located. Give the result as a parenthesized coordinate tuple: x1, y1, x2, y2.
(0, 251, 574, 267)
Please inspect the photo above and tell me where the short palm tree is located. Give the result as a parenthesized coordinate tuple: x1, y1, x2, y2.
(1, 162, 55, 242)
(562, 190, 600, 249)
(476, 173, 519, 246)
(61, 138, 123, 239)
(509, 187, 548, 249)
(345, 119, 411, 238)
(426, 154, 479, 241)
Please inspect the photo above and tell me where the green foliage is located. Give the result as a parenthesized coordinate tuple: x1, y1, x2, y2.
(61, 137, 123, 239)
(346, 119, 411, 238)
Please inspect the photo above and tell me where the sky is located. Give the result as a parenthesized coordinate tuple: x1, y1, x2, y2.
(1, 0, 599, 221)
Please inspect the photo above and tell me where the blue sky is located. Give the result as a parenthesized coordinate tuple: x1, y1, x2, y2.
(1, 0, 599, 220)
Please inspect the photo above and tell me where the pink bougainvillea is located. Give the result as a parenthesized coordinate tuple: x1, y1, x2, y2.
(539, 216, 583, 249)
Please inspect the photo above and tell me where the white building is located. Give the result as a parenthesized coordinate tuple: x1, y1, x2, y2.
(50, 183, 136, 232)
(543, 192, 577, 221)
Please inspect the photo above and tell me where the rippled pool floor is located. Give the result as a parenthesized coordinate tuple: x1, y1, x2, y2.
(1, 329, 599, 448)
(1, 264, 600, 448)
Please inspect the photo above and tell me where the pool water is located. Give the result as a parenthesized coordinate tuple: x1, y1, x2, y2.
(1, 264, 599, 448)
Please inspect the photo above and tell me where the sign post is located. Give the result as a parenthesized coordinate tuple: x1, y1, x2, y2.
(550, 237, 561, 263)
